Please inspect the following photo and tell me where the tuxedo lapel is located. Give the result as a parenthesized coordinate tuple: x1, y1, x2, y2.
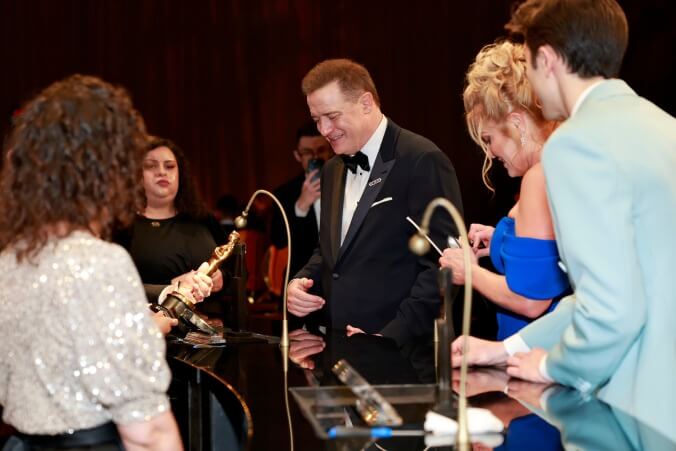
(336, 121, 399, 263)
(337, 155, 396, 263)
(328, 161, 346, 266)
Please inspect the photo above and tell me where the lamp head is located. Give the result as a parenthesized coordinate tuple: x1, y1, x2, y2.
(234, 212, 248, 229)
(409, 233, 430, 256)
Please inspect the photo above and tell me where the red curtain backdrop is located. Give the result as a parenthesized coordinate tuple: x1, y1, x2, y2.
(1, 0, 674, 225)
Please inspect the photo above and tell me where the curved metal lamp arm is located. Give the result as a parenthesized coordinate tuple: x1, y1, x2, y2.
(235, 189, 292, 351)
(236, 189, 294, 450)
(410, 197, 472, 450)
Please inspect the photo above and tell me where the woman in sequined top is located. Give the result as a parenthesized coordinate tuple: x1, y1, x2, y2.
(439, 41, 570, 340)
(0, 75, 182, 449)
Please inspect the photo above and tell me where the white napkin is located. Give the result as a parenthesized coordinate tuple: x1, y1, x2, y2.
(424, 431, 504, 448)
(424, 407, 504, 435)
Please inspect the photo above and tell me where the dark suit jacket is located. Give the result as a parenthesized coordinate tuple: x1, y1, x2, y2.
(271, 173, 320, 277)
(295, 120, 463, 345)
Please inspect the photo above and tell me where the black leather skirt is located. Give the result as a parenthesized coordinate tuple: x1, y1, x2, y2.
(2, 422, 122, 451)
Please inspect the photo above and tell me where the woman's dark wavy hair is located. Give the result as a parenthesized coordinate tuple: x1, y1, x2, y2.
(0, 74, 147, 262)
(145, 137, 207, 219)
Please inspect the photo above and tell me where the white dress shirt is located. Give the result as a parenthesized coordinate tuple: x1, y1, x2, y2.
(570, 79, 605, 118)
(340, 115, 388, 244)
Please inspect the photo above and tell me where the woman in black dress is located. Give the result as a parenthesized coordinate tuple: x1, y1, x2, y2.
(119, 138, 226, 305)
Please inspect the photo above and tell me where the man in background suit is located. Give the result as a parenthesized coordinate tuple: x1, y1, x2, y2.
(271, 123, 332, 277)
(287, 58, 463, 346)
(453, 0, 676, 441)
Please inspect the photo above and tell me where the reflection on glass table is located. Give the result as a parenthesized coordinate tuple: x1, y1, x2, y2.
(287, 330, 676, 450)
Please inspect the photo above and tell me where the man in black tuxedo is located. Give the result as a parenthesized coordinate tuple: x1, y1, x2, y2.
(271, 123, 332, 277)
(288, 58, 463, 345)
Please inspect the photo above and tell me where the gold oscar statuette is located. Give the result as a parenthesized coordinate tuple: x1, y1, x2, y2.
(161, 231, 241, 334)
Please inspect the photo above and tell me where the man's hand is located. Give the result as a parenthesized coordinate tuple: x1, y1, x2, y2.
(289, 328, 325, 369)
(439, 248, 477, 284)
(287, 278, 325, 317)
(296, 170, 321, 212)
(346, 324, 382, 337)
(151, 311, 178, 335)
(468, 223, 494, 258)
(506, 348, 551, 383)
(452, 367, 511, 396)
(504, 379, 552, 410)
(346, 324, 365, 336)
(451, 336, 509, 368)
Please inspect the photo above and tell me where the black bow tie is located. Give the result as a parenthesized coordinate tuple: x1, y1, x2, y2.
(341, 151, 370, 174)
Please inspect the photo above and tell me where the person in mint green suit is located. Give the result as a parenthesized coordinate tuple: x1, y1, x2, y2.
(451, 0, 676, 442)
(508, 383, 675, 450)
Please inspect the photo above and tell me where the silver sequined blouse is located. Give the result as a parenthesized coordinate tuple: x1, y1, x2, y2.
(0, 231, 171, 434)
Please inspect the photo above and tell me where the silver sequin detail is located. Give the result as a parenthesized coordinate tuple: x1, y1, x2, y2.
(0, 231, 170, 434)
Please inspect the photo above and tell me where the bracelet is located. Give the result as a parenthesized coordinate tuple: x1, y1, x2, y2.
(149, 303, 172, 318)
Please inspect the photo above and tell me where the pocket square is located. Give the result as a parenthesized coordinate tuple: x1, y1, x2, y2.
(371, 197, 393, 208)
(558, 260, 568, 273)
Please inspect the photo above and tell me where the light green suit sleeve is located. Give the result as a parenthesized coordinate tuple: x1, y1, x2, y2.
(524, 387, 637, 450)
(519, 294, 575, 350)
(517, 386, 673, 450)
(526, 129, 647, 393)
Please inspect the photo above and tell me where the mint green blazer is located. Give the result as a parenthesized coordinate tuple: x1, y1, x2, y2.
(521, 386, 675, 449)
(518, 79, 676, 441)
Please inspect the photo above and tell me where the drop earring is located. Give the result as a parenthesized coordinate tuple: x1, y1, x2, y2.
(519, 128, 527, 147)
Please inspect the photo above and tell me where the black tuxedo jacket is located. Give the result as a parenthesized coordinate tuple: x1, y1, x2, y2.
(271, 173, 320, 277)
(295, 120, 463, 345)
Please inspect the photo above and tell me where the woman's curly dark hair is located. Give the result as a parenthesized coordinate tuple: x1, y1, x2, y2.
(0, 74, 147, 261)
(145, 137, 207, 219)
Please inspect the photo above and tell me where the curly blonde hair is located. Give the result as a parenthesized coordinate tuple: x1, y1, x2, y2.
(463, 41, 544, 191)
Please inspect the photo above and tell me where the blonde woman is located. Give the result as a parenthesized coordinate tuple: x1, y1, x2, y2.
(439, 41, 569, 339)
